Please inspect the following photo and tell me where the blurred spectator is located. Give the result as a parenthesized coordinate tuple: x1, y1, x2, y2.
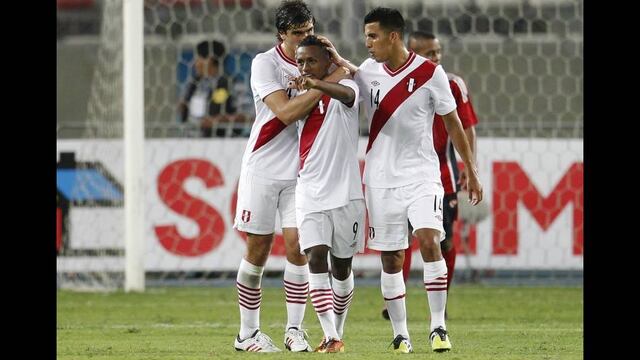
(178, 40, 246, 137)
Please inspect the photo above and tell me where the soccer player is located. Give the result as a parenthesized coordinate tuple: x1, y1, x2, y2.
(381, 31, 480, 321)
(317, 7, 483, 353)
(291, 35, 364, 353)
(232, 0, 348, 353)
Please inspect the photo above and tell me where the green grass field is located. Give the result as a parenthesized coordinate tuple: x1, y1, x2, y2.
(57, 284, 582, 359)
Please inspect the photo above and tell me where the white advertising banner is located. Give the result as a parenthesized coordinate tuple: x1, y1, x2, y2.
(57, 137, 583, 272)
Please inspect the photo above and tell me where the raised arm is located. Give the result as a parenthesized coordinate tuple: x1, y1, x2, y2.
(263, 89, 323, 125)
(263, 66, 351, 125)
(296, 76, 355, 107)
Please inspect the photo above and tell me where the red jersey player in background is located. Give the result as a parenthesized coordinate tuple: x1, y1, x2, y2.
(380, 31, 480, 321)
(233, 0, 348, 353)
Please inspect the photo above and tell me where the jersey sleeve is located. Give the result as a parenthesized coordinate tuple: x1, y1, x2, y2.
(338, 78, 359, 108)
(429, 65, 457, 116)
(449, 77, 479, 128)
(250, 54, 285, 101)
(354, 59, 373, 103)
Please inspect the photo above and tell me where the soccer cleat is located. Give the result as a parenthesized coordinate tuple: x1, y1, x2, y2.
(429, 326, 452, 352)
(390, 335, 413, 353)
(326, 339, 345, 353)
(314, 337, 345, 353)
(234, 329, 282, 352)
(315, 337, 329, 353)
(284, 327, 313, 352)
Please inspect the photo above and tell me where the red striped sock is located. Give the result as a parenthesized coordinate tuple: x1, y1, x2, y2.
(423, 259, 448, 331)
(309, 273, 339, 340)
(236, 258, 263, 339)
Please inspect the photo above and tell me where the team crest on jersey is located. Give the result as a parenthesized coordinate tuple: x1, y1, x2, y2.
(241, 210, 251, 223)
(371, 80, 380, 87)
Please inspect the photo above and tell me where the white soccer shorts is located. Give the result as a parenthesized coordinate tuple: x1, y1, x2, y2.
(296, 199, 366, 259)
(233, 170, 297, 235)
(365, 181, 446, 251)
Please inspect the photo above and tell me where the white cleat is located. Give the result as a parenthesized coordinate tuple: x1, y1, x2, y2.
(234, 329, 282, 352)
(284, 327, 313, 352)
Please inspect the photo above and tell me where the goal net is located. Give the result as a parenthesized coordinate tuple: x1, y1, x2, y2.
(56, 0, 583, 290)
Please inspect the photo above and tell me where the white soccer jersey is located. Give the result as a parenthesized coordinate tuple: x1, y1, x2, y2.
(354, 52, 457, 188)
(295, 79, 364, 211)
(242, 44, 302, 180)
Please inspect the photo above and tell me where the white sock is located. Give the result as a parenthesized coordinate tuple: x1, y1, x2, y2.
(332, 271, 354, 339)
(381, 271, 409, 339)
(236, 258, 263, 339)
(423, 259, 448, 331)
(283, 261, 309, 330)
(309, 272, 340, 340)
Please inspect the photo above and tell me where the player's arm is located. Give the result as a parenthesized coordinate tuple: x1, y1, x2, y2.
(449, 76, 479, 190)
(263, 90, 321, 125)
(456, 125, 477, 190)
(442, 111, 482, 205)
(296, 76, 355, 107)
(432, 66, 482, 204)
(464, 126, 476, 162)
(263, 67, 350, 125)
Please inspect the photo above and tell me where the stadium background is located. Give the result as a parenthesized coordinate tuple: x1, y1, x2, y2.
(56, 0, 583, 290)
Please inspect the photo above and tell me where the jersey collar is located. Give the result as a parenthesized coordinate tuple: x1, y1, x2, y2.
(276, 43, 298, 66)
(383, 51, 416, 77)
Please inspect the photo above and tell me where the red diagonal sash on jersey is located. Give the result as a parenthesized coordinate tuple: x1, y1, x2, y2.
(252, 117, 287, 152)
(299, 95, 332, 170)
(366, 61, 437, 153)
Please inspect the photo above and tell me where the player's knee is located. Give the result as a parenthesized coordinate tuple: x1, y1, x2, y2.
(415, 229, 440, 246)
(305, 246, 329, 272)
(330, 256, 352, 280)
(381, 251, 404, 273)
(245, 233, 274, 264)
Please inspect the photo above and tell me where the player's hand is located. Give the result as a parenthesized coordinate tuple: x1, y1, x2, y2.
(293, 75, 317, 90)
(316, 35, 345, 66)
(465, 168, 483, 206)
(458, 169, 469, 191)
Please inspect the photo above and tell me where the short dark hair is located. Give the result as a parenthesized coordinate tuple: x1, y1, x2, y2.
(297, 35, 330, 58)
(409, 31, 436, 41)
(196, 40, 226, 58)
(298, 35, 326, 50)
(364, 7, 405, 37)
(275, 0, 315, 40)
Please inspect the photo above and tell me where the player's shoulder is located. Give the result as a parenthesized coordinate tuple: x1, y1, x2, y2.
(446, 72, 466, 84)
(358, 58, 378, 71)
(253, 47, 277, 64)
(251, 50, 279, 75)
(446, 72, 469, 96)
(412, 53, 438, 70)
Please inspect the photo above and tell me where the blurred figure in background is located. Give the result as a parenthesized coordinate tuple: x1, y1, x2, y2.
(178, 40, 245, 137)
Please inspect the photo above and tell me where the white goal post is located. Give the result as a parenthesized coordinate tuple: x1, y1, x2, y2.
(123, 0, 145, 292)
